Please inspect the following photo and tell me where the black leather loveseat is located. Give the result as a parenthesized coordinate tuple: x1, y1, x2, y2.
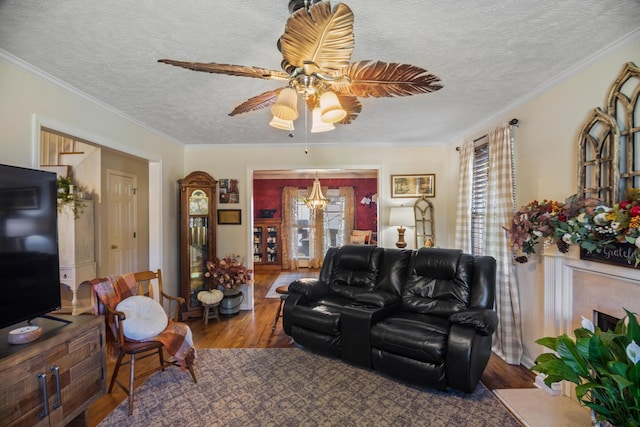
(282, 244, 497, 393)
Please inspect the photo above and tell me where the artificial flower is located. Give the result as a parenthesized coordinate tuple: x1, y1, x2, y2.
(505, 192, 640, 265)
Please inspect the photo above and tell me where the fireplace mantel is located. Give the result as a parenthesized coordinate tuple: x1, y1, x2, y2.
(542, 247, 640, 396)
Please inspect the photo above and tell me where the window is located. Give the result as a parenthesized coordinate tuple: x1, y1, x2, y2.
(293, 189, 346, 260)
(471, 143, 489, 256)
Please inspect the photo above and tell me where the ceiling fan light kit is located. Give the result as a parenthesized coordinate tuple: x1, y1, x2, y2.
(158, 1, 442, 135)
(271, 87, 300, 121)
(319, 91, 347, 123)
(269, 115, 295, 131)
(310, 107, 335, 133)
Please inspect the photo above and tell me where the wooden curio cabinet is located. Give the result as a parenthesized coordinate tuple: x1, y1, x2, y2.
(179, 171, 217, 320)
(253, 218, 282, 270)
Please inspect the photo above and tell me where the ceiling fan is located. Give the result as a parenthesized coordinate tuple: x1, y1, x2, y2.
(158, 0, 443, 132)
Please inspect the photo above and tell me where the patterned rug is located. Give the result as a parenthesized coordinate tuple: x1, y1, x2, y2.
(264, 271, 319, 298)
(99, 348, 520, 426)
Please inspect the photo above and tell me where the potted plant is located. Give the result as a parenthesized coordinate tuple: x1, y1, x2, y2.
(204, 254, 253, 293)
(531, 309, 640, 426)
(56, 176, 86, 219)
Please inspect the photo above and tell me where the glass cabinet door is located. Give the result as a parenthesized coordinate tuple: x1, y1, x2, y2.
(266, 226, 278, 263)
(253, 226, 263, 263)
(253, 218, 281, 269)
(188, 216, 209, 309)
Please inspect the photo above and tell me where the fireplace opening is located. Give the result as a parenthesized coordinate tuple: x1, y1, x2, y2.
(594, 310, 620, 332)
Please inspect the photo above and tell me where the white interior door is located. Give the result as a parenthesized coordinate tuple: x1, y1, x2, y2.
(107, 169, 137, 275)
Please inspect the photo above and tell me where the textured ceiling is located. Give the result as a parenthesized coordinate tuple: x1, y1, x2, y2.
(1, 1, 639, 147)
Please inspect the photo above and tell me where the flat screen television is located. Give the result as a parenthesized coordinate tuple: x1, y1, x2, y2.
(0, 163, 61, 330)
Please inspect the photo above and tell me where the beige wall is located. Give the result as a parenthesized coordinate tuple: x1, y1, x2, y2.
(0, 58, 185, 296)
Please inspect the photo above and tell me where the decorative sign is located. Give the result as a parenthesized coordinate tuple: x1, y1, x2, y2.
(580, 243, 639, 269)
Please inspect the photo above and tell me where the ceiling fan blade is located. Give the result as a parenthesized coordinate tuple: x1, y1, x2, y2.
(336, 94, 361, 124)
(280, 2, 354, 72)
(158, 59, 290, 80)
(229, 88, 284, 116)
(336, 60, 443, 98)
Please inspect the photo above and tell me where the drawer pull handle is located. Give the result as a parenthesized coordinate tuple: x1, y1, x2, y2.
(51, 366, 62, 410)
(37, 372, 49, 419)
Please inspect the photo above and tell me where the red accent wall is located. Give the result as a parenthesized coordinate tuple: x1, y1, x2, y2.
(253, 178, 378, 231)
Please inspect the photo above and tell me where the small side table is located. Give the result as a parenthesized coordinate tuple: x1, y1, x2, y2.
(272, 285, 289, 331)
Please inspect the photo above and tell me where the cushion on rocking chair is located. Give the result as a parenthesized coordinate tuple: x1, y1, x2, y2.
(116, 295, 168, 341)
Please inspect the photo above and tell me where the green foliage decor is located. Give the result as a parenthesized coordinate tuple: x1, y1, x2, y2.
(56, 176, 85, 219)
(505, 190, 640, 266)
(531, 309, 640, 426)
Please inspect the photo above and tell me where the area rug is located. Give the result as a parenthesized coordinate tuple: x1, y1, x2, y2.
(264, 271, 319, 298)
(99, 348, 521, 426)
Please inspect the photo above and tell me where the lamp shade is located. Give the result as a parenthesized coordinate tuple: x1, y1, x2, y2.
(269, 115, 295, 131)
(271, 87, 299, 121)
(310, 107, 335, 133)
(388, 207, 414, 227)
(319, 91, 347, 124)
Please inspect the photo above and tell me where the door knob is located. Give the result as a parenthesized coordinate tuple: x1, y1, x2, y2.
(111, 244, 118, 249)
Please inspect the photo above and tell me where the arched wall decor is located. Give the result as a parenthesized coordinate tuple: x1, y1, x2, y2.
(577, 62, 640, 205)
(413, 196, 435, 248)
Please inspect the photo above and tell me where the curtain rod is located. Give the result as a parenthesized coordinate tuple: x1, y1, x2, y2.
(455, 118, 519, 151)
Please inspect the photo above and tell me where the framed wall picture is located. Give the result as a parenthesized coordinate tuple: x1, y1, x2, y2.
(391, 174, 435, 198)
(219, 178, 239, 204)
(217, 209, 242, 225)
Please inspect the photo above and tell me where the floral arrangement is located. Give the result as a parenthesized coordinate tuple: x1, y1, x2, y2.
(505, 190, 640, 265)
(205, 254, 253, 291)
(531, 309, 640, 426)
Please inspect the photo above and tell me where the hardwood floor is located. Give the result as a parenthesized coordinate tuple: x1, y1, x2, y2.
(86, 269, 534, 425)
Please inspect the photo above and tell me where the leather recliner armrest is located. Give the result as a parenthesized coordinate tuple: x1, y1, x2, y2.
(288, 278, 329, 301)
(449, 308, 498, 336)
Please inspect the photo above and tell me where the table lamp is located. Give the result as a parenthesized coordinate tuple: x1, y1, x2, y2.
(388, 206, 414, 248)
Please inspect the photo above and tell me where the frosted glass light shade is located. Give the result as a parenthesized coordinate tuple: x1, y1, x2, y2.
(271, 87, 299, 120)
(310, 108, 335, 133)
(319, 91, 347, 123)
(269, 116, 295, 131)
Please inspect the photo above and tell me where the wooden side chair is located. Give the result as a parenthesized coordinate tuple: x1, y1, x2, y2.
(101, 269, 197, 415)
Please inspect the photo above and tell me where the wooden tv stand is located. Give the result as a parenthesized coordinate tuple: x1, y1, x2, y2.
(0, 315, 105, 426)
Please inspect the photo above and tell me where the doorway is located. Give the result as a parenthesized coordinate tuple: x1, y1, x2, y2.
(106, 169, 138, 274)
(252, 168, 379, 271)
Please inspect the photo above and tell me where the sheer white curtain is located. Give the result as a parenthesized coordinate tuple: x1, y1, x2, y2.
(485, 124, 523, 364)
(307, 189, 326, 268)
(454, 123, 523, 365)
(281, 186, 299, 270)
(454, 141, 474, 253)
(339, 186, 355, 244)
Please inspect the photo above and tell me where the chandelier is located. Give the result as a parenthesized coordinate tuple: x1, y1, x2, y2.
(270, 62, 348, 133)
(304, 173, 329, 209)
